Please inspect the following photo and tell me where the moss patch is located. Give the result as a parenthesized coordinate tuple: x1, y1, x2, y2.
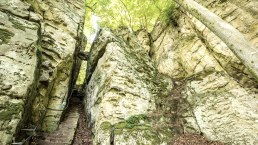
(100, 121, 112, 130)
(0, 101, 23, 120)
(114, 120, 173, 144)
(126, 114, 149, 124)
(113, 114, 151, 133)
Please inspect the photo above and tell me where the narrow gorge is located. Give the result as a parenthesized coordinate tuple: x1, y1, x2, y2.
(0, 0, 257, 145)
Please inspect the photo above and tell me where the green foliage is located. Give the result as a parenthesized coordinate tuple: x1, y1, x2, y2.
(160, 3, 178, 25)
(84, 0, 176, 36)
(76, 61, 87, 85)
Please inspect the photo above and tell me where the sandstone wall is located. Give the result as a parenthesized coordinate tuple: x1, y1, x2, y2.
(85, 28, 173, 144)
(151, 0, 258, 144)
(0, 0, 85, 144)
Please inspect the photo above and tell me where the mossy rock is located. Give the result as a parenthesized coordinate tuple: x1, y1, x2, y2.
(113, 114, 151, 133)
(100, 121, 112, 130)
(126, 114, 149, 124)
(114, 125, 174, 144)
(0, 101, 23, 120)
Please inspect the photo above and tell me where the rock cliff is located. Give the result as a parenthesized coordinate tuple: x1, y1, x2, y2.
(85, 28, 173, 144)
(85, 0, 257, 144)
(0, 0, 85, 144)
(0, 0, 257, 144)
(151, 0, 258, 144)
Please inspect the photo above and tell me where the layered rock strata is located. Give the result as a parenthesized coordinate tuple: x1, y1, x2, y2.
(151, 0, 258, 144)
(0, 0, 85, 144)
(85, 29, 173, 144)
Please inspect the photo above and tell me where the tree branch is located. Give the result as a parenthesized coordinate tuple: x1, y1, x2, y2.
(173, 0, 258, 81)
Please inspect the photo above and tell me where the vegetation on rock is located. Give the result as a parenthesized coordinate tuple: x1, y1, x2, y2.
(1, 0, 257, 144)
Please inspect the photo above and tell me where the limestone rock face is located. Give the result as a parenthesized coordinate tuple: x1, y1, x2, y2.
(0, 1, 40, 144)
(0, 0, 85, 144)
(85, 29, 173, 145)
(29, 0, 85, 132)
(184, 72, 258, 144)
(136, 30, 151, 54)
(193, 0, 258, 87)
(151, 0, 258, 144)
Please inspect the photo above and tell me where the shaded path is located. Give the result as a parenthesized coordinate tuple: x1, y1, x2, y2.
(32, 97, 92, 145)
(72, 102, 92, 145)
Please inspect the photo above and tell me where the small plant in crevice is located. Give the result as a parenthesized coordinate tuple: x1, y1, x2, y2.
(160, 2, 180, 27)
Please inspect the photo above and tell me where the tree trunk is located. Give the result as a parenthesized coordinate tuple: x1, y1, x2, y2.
(174, 0, 258, 81)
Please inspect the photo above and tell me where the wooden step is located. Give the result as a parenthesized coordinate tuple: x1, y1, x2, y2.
(35, 105, 80, 145)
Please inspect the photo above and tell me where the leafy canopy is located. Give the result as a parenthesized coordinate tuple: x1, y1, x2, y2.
(84, 0, 176, 36)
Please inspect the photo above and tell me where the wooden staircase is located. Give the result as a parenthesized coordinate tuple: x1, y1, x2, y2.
(36, 105, 79, 145)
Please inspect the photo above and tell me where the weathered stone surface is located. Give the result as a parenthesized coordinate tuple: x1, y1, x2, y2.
(85, 29, 173, 144)
(0, 2, 40, 143)
(0, 0, 85, 143)
(29, 0, 85, 132)
(151, 0, 258, 144)
(136, 29, 151, 54)
(0, 0, 30, 18)
(183, 71, 258, 144)
(192, 0, 258, 87)
(152, 18, 223, 78)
